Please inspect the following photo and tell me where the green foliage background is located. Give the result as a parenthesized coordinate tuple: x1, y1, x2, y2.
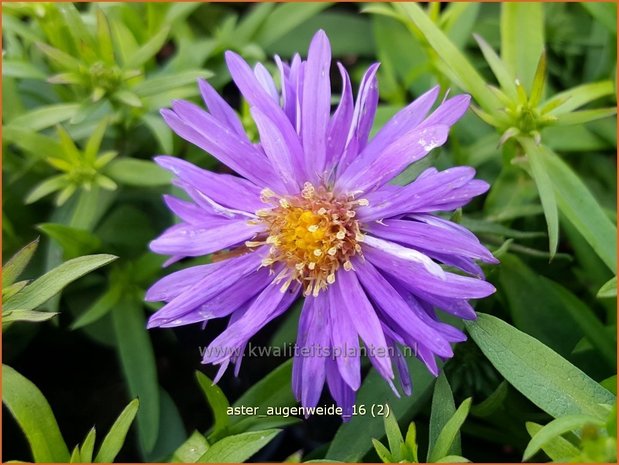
(2, 2, 617, 463)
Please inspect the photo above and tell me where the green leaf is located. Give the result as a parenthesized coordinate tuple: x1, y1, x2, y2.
(104, 159, 172, 187)
(233, 359, 295, 413)
(473, 34, 518, 100)
(371, 438, 393, 463)
(465, 314, 615, 420)
(71, 285, 122, 330)
(125, 26, 170, 68)
(2, 281, 29, 302)
(555, 108, 617, 126)
(543, 81, 616, 116)
(114, 89, 143, 108)
(435, 455, 470, 463)
(4, 254, 117, 312)
(3, 61, 47, 80)
(3, 309, 58, 325)
(79, 428, 97, 463)
(428, 398, 472, 462)
(171, 431, 209, 463)
(133, 70, 211, 97)
(529, 51, 547, 108)
(141, 113, 173, 153)
(582, 2, 617, 35)
(537, 145, 617, 273)
(383, 409, 404, 462)
(36, 42, 82, 71)
(95, 9, 115, 65)
(598, 276, 617, 298)
(525, 422, 580, 461)
(7, 103, 80, 131)
(197, 429, 280, 463)
(395, 3, 499, 112)
(4, 237, 39, 287)
(255, 3, 331, 47)
(70, 445, 81, 463)
(523, 415, 604, 461)
(37, 223, 101, 259)
(3, 126, 63, 161)
(470, 381, 509, 418)
(95, 399, 139, 462)
(327, 357, 437, 462)
(111, 299, 160, 453)
(428, 373, 460, 460)
(520, 137, 559, 258)
(2, 365, 70, 462)
(500, 3, 544, 92)
(196, 371, 231, 440)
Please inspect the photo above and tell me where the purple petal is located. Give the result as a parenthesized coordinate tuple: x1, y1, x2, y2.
(203, 278, 300, 364)
(353, 258, 454, 358)
(147, 249, 267, 328)
(336, 125, 449, 193)
(251, 106, 306, 190)
(418, 94, 471, 129)
(326, 357, 355, 421)
(155, 156, 264, 213)
(365, 219, 497, 263)
(328, 285, 361, 390)
(336, 63, 380, 174)
(296, 292, 330, 409)
(326, 63, 354, 169)
(254, 63, 279, 103)
(358, 167, 477, 221)
(364, 245, 496, 300)
(333, 269, 394, 381)
(198, 79, 246, 138)
(149, 219, 263, 257)
(302, 30, 332, 180)
(161, 105, 281, 190)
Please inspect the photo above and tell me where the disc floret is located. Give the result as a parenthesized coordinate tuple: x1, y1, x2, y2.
(248, 183, 367, 296)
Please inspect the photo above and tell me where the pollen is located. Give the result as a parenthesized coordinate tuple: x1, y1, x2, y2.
(247, 183, 366, 296)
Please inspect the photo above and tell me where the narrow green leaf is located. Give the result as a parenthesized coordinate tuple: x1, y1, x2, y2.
(171, 431, 209, 463)
(71, 285, 122, 330)
(500, 3, 544, 92)
(114, 89, 143, 108)
(7, 103, 80, 131)
(125, 26, 170, 68)
(3, 309, 58, 324)
(395, 2, 499, 112)
(465, 314, 615, 420)
(3, 61, 47, 80)
(582, 2, 617, 35)
(435, 455, 470, 463)
(3, 126, 63, 160)
(383, 410, 404, 462)
(197, 429, 280, 463)
(598, 276, 617, 298)
(428, 398, 472, 462)
(79, 428, 97, 463)
(428, 373, 460, 460)
(529, 51, 547, 107)
(4, 254, 117, 312)
(543, 81, 615, 115)
(133, 70, 211, 97)
(255, 3, 331, 46)
(555, 108, 617, 126)
(37, 223, 101, 259)
(371, 439, 393, 463)
(2, 365, 70, 462)
(523, 415, 604, 461)
(141, 113, 173, 153)
(4, 238, 39, 287)
(95, 9, 115, 65)
(111, 299, 160, 453)
(537, 145, 617, 272)
(84, 118, 109, 163)
(104, 158, 172, 187)
(327, 357, 437, 461)
(470, 381, 509, 418)
(196, 371, 231, 439)
(473, 34, 518, 100)
(520, 137, 558, 258)
(70, 446, 81, 463)
(525, 422, 580, 461)
(2, 281, 29, 302)
(95, 399, 140, 463)
(36, 42, 82, 71)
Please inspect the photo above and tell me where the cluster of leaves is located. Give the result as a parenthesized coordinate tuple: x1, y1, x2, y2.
(3, 2, 617, 463)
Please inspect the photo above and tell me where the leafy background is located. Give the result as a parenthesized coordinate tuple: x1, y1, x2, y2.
(2, 2, 617, 463)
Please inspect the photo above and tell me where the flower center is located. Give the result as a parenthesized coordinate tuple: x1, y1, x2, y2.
(247, 183, 367, 296)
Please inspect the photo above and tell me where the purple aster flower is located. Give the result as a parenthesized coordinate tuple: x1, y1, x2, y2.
(146, 30, 497, 420)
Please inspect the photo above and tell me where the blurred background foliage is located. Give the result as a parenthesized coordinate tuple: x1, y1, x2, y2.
(2, 2, 617, 463)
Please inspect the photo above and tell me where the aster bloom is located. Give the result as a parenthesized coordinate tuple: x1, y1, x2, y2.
(146, 30, 497, 420)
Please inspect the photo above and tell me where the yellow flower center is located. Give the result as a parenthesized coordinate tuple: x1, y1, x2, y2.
(247, 183, 367, 296)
